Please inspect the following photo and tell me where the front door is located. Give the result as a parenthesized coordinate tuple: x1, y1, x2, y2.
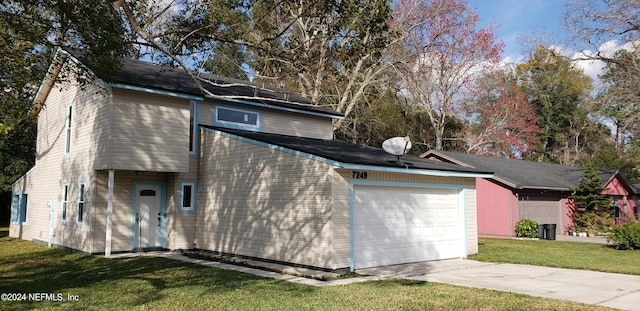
(135, 184, 162, 249)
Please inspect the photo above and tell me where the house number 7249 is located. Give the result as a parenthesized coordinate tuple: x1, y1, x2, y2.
(352, 171, 368, 179)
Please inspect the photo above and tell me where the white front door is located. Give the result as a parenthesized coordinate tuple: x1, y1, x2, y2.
(135, 184, 162, 248)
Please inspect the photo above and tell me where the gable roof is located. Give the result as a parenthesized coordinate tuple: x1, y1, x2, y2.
(40, 49, 342, 118)
(421, 150, 633, 192)
(204, 126, 493, 178)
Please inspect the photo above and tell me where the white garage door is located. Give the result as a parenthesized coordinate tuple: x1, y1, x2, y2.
(353, 185, 461, 269)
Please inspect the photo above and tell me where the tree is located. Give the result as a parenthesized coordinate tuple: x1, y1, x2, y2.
(515, 47, 594, 163)
(564, 0, 640, 59)
(596, 49, 640, 155)
(461, 69, 540, 158)
(390, 0, 503, 150)
(250, 0, 395, 131)
(1, 1, 132, 223)
(335, 88, 464, 155)
(568, 164, 614, 235)
(564, 0, 640, 175)
(115, 0, 395, 132)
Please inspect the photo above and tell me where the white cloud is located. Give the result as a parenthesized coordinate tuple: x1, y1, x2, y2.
(569, 40, 637, 91)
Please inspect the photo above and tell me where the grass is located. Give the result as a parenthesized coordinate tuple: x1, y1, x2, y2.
(0, 228, 612, 311)
(472, 238, 640, 275)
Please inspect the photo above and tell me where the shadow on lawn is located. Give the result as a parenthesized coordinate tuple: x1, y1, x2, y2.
(0, 243, 315, 309)
(0, 227, 8, 238)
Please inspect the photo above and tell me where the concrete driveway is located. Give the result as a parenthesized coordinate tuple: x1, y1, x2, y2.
(356, 259, 640, 311)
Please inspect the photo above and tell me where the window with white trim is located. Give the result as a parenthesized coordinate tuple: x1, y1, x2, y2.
(77, 181, 86, 224)
(179, 180, 197, 213)
(214, 105, 260, 130)
(62, 182, 70, 223)
(64, 101, 73, 156)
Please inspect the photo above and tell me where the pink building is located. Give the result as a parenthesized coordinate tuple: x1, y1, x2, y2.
(422, 150, 639, 238)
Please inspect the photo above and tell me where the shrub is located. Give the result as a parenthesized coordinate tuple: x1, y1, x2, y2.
(608, 220, 640, 250)
(516, 219, 539, 238)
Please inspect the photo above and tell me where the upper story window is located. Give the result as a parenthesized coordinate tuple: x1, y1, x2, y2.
(189, 101, 198, 156)
(214, 104, 261, 131)
(64, 100, 74, 156)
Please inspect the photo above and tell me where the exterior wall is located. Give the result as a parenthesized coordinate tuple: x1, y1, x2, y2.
(93, 170, 169, 253)
(331, 170, 478, 269)
(603, 176, 635, 224)
(261, 110, 332, 139)
(10, 74, 104, 252)
(561, 197, 573, 233)
(198, 101, 333, 139)
(560, 175, 637, 233)
(477, 179, 517, 237)
(106, 89, 190, 172)
(196, 129, 334, 268)
(166, 157, 199, 250)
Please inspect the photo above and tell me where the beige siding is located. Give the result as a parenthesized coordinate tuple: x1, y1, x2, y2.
(331, 170, 478, 268)
(166, 157, 199, 250)
(262, 110, 332, 139)
(330, 171, 351, 268)
(11, 73, 105, 252)
(198, 101, 333, 139)
(196, 129, 334, 268)
(93, 170, 169, 252)
(109, 89, 190, 172)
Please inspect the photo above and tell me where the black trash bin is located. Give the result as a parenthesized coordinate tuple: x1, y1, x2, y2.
(544, 224, 556, 240)
(537, 224, 545, 239)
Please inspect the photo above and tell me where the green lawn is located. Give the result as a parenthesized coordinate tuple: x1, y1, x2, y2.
(0, 229, 611, 311)
(472, 238, 640, 275)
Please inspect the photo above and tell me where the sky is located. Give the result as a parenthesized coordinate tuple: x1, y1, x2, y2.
(466, 0, 567, 63)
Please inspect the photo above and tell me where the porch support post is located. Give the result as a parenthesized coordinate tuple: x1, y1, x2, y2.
(105, 169, 115, 257)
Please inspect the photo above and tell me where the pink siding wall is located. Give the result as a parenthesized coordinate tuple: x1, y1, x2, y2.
(561, 197, 573, 234)
(562, 175, 638, 232)
(477, 178, 517, 237)
(603, 176, 636, 224)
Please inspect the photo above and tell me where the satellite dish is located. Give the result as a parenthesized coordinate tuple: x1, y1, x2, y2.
(382, 136, 412, 156)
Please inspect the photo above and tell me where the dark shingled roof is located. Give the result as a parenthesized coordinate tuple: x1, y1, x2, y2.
(422, 150, 625, 191)
(205, 126, 492, 175)
(66, 50, 342, 117)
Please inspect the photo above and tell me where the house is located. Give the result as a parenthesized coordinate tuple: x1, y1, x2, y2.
(9, 49, 492, 271)
(422, 150, 639, 238)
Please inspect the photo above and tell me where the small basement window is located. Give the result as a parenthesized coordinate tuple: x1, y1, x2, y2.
(214, 105, 260, 131)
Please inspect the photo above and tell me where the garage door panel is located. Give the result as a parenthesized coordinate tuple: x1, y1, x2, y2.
(518, 195, 563, 229)
(353, 185, 461, 269)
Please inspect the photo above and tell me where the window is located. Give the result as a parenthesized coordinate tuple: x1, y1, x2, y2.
(11, 192, 28, 224)
(140, 189, 157, 196)
(634, 202, 639, 220)
(19, 193, 28, 224)
(64, 101, 74, 156)
(214, 105, 261, 131)
(77, 181, 86, 224)
(62, 182, 69, 223)
(613, 200, 621, 219)
(179, 180, 197, 213)
(189, 101, 198, 156)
